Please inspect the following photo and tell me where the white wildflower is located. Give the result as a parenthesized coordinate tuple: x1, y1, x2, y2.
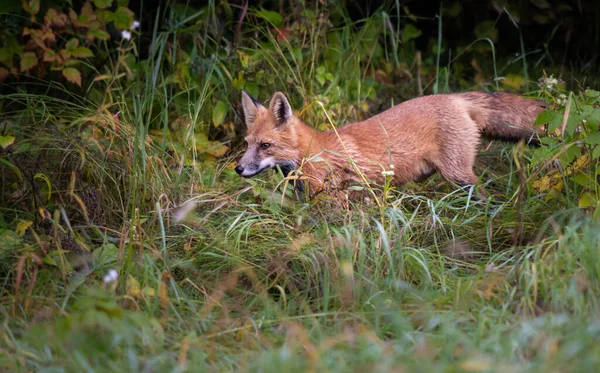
(121, 30, 132, 41)
(538, 74, 561, 93)
(381, 170, 395, 177)
(557, 93, 567, 106)
(130, 20, 140, 30)
(546, 77, 558, 90)
(103, 269, 118, 284)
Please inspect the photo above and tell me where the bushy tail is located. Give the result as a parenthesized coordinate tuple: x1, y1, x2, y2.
(462, 92, 546, 143)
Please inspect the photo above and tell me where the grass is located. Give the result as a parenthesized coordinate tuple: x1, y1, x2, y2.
(3, 189, 600, 372)
(1, 3, 600, 372)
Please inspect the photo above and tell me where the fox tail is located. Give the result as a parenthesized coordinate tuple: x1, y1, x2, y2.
(463, 92, 546, 143)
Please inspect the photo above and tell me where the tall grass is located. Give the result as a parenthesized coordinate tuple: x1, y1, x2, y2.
(1, 3, 599, 372)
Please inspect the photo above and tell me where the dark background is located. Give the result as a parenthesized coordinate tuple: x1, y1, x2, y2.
(127, 0, 600, 78)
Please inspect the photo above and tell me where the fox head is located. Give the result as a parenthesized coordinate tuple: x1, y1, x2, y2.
(235, 91, 301, 178)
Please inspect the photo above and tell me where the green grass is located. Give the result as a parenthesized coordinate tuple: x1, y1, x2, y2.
(2, 129, 599, 372)
(1, 3, 600, 373)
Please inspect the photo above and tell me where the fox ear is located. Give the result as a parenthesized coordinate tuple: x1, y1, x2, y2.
(241, 90, 263, 128)
(269, 92, 293, 125)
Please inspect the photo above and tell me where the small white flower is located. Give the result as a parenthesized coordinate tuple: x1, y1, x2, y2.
(121, 30, 132, 41)
(130, 20, 140, 30)
(381, 170, 395, 177)
(556, 94, 568, 106)
(389, 164, 395, 169)
(103, 269, 118, 284)
(538, 74, 560, 93)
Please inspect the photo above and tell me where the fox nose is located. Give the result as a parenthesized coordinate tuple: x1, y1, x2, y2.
(234, 165, 244, 175)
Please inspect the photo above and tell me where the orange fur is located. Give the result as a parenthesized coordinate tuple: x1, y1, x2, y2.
(235, 91, 545, 197)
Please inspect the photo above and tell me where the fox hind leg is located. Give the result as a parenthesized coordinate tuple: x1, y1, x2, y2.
(433, 134, 489, 199)
(438, 165, 489, 199)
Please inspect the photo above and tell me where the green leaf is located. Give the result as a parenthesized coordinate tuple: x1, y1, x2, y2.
(585, 132, 600, 145)
(22, 0, 40, 15)
(585, 89, 600, 98)
(76, 2, 96, 28)
(316, 75, 325, 86)
(232, 76, 245, 91)
(63, 67, 82, 86)
(113, 6, 135, 30)
(588, 109, 600, 128)
(87, 28, 110, 41)
(534, 109, 557, 125)
(20, 52, 38, 72)
(579, 192, 596, 208)
(558, 145, 580, 167)
(71, 47, 93, 58)
(592, 146, 600, 159)
(244, 82, 258, 98)
(0, 37, 23, 68)
(572, 169, 592, 186)
(59, 49, 72, 60)
(64, 58, 81, 66)
(44, 8, 68, 27)
(212, 101, 228, 128)
(474, 20, 498, 42)
(402, 23, 422, 43)
(0, 229, 21, 251)
(81, 1, 94, 16)
(93, 0, 113, 9)
(565, 113, 582, 135)
(538, 136, 557, 146)
(66, 38, 79, 50)
(95, 9, 115, 23)
(531, 146, 554, 165)
(256, 8, 282, 27)
(572, 173, 595, 190)
(0, 135, 15, 150)
(43, 49, 57, 62)
(76, 13, 96, 27)
(547, 110, 564, 133)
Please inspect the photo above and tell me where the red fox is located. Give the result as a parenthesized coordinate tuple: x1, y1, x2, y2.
(235, 90, 545, 198)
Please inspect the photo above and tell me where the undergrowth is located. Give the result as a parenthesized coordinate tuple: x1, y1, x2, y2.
(1, 2, 600, 372)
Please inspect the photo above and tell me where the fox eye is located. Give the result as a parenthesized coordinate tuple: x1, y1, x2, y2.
(260, 142, 271, 150)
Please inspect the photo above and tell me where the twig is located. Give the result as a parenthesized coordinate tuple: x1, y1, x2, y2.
(234, 0, 249, 47)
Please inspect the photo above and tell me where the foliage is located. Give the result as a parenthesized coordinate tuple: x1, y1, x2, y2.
(527, 74, 600, 217)
(0, 1, 600, 372)
(0, 0, 136, 87)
